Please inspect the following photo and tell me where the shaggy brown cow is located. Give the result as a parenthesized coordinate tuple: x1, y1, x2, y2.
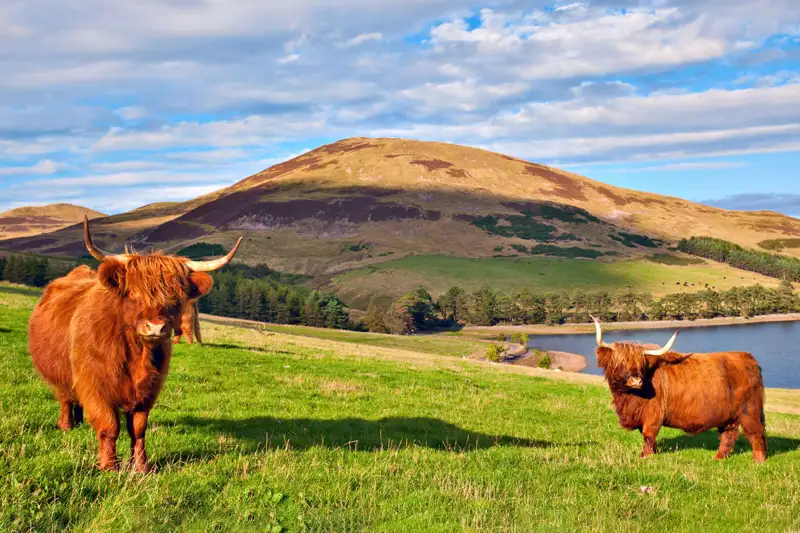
(28, 216, 242, 471)
(591, 317, 767, 463)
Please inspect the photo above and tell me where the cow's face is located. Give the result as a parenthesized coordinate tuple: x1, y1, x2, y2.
(591, 317, 681, 391)
(98, 256, 213, 344)
(82, 215, 241, 345)
(596, 343, 650, 390)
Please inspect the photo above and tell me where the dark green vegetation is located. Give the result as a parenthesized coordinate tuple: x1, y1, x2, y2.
(0, 254, 93, 288)
(200, 267, 349, 330)
(2, 287, 800, 532)
(176, 242, 226, 259)
(368, 281, 800, 331)
(470, 214, 558, 241)
(468, 202, 604, 243)
(511, 244, 605, 259)
(646, 253, 706, 266)
(679, 236, 800, 282)
(758, 238, 800, 252)
(611, 232, 662, 249)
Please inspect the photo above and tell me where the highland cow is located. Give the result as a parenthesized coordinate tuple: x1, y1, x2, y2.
(591, 317, 767, 463)
(28, 216, 241, 471)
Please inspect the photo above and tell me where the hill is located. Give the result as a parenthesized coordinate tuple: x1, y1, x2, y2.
(2, 285, 800, 531)
(0, 203, 106, 240)
(1, 138, 797, 305)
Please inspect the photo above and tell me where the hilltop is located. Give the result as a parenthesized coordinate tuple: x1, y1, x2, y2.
(1, 138, 797, 305)
(0, 203, 106, 241)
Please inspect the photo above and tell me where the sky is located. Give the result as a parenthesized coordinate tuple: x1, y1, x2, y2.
(0, 0, 798, 216)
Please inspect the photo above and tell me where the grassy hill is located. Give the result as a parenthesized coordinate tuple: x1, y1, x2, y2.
(1, 138, 798, 307)
(2, 285, 800, 532)
(0, 203, 106, 240)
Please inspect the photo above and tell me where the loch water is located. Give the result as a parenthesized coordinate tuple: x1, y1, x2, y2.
(527, 320, 800, 389)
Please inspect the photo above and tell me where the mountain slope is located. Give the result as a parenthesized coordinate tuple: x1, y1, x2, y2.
(1, 138, 797, 301)
(0, 203, 107, 240)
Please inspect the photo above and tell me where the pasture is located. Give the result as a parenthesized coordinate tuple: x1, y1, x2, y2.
(330, 254, 782, 307)
(1, 284, 800, 532)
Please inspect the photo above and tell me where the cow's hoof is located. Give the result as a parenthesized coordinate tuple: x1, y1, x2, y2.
(98, 462, 120, 472)
(713, 452, 730, 460)
(133, 462, 154, 474)
(58, 421, 73, 431)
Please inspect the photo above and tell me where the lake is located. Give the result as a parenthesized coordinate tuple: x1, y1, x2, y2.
(527, 320, 800, 389)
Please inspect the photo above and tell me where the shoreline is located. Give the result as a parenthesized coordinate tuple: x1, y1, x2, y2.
(511, 350, 588, 373)
(464, 313, 800, 336)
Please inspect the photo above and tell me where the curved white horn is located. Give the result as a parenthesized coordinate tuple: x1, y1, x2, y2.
(644, 331, 679, 356)
(84, 215, 128, 263)
(185, 237, 243, 272)
(590, 315, 611, 348)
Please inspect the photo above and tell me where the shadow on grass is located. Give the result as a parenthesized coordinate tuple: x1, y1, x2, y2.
(0, 284, 42, 297)
(659, 432, 800, 459)
(0, 327, 11, 333)
(157, 415, 588, 467)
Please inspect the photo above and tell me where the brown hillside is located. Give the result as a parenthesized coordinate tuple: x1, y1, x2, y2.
(1, 138, 798, 273)
(0, 203, 107, 240)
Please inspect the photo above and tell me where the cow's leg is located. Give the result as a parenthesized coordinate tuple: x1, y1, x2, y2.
(640, 423, 661, 458)
(126, 410, 153, 473)
(714, 423, 739, 460)
(741, 409, 767, 463)
(57, 396, 74, 431)
(85, 402, 121, 471)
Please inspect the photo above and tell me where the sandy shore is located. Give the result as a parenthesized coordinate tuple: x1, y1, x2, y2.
(512, 350, 587, 372)
(465, 313, 800, 336)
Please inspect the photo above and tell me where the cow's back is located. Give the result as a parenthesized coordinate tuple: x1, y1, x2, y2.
(28, 266, 97, 393)
(657, 351, 764, 433)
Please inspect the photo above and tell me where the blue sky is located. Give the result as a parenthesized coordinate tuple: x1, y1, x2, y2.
(0, 0, 798, 216)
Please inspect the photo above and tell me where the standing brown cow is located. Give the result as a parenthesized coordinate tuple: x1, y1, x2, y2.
(28, 216, 241, 472)
(591, 317, 767, 463)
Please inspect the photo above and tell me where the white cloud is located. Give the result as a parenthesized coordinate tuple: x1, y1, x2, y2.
(608, 161, 748, 173)
(344, 32, 383, 47)
(277, 54, 300, 65)
(0, 159, 61, 176)
(114, 106, 147, 121)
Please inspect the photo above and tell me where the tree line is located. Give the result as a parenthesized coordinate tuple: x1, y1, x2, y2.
(1, 254, 351, 330)
(678, 236, 800, 282)
(0, 254, 84, 287)
(5, 253, 797, 335)
(364, 281, 800, 334)
(197, 269, 350, 329)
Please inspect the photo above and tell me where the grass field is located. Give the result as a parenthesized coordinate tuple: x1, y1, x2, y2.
(202, 315, 487, 359)
(331, 254, 783, 308)
(2, 286, 800, 532)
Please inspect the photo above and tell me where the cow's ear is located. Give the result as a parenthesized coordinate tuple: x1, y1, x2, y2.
(596, 347, 613, 367)
(648, 352, 692, 368)
(188, 272, 214, 299)
(97, 260, 126, 294)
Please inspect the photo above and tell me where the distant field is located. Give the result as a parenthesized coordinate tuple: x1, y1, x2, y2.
(203, 315, 487, 358)
(331, 255, 782, 308)
(2, 285, 800, 532)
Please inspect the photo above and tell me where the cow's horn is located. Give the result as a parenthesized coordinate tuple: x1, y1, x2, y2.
(590, 315, 611, 348)
(84, 215, 128, 263)
(643, 331, 679, 356)
(185, 237, 243, 272)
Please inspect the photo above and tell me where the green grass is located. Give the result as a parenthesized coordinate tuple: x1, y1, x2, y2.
(331, 254, 782, 307)
(2, 290, 800, 532)
(204, 317, 486, 358)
